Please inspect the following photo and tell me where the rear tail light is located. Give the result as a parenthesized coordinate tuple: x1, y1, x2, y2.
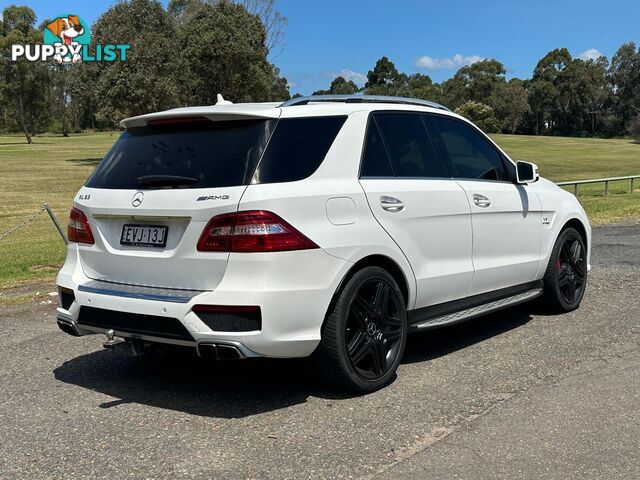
(197, 210, 318, 252)
(67, 207, 95, 244)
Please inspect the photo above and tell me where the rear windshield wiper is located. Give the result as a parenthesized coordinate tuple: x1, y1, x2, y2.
(136, 175, 199, 188)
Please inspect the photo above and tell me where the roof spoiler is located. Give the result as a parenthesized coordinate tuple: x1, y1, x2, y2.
(120, 108, 280, 129)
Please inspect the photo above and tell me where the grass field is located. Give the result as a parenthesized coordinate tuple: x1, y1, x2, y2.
(0, 132, 119, 290)
(490, 134, 640, 225)
(0, 131, 639, 290)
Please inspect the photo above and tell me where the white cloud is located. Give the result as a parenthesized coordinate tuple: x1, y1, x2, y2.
(577, 48, 603, 61)
(414, 53, 484, 71)
(325, 69, 367, 86)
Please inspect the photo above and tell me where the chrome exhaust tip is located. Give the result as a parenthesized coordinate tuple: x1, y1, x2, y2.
(217, 344, 243, 360)
(197, 342, 244, 360)
(56, 318, 80, 337)
(198, 343, 218, 359)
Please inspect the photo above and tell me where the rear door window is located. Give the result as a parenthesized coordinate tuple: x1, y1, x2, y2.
(365, 112, 449, 178)
(86, 119, 276, 189)
(253, 116, 347, 183)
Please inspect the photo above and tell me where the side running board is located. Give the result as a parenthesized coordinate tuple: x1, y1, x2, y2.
(410, 283, 543, 331)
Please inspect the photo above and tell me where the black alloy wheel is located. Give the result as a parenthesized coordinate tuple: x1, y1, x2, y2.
(346, 278, 404, 380)
(316, 266, 408, 392)
(541, 227, 588, 312)
(556, 233, 587, 305)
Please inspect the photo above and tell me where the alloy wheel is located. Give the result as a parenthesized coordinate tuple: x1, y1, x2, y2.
(556, 235, 587, 305)
(345, 279, 404, 380)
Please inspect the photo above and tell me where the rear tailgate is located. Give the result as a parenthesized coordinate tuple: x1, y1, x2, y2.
(74, 110, 280, 291)
(76, 186, 244, 290)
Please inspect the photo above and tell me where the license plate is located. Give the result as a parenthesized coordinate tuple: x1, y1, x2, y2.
(120, 224, 168, 248)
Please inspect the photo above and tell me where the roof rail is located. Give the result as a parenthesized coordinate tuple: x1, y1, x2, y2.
(280, 94, 451, 112)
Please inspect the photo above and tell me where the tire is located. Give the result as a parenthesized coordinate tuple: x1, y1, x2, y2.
(315, 266, 408, 393)
(540, 227, 588, 313)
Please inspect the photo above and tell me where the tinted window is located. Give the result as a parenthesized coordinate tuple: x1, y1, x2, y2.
(431, 115, 507, 181)
(86, 119, 276, 189)
(374, 113, 448, 178)
(360, 118, 394, 177)
(253, 116, 347, 183)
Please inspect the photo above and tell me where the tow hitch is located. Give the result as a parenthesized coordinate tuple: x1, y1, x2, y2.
(102, 329, 122, 349)
(102, 331, 154, 356)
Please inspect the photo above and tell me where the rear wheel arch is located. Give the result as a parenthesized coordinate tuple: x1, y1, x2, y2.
(324, 255, 411, 325)
(343, 255, 410, 307)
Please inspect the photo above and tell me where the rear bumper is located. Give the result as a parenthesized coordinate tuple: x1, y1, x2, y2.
(56, 248, 352, 358)
(56, 313, 258, 359)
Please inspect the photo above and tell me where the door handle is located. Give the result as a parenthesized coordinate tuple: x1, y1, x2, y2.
(380, 196, 404, 212)
(473, 194, 491, 208)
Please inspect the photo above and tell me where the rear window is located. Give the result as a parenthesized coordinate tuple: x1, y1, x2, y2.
(86, 115, 347, 189)
(86, 119, 277, 189)
(252, 116, 347, 183)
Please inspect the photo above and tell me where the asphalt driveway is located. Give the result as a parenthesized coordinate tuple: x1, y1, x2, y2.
(0, 223, 638, 479)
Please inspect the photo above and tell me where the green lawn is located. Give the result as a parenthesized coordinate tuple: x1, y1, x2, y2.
(490, 134, 640, 181)
(0, 132, 639, 290)
(0, 132, 119, 289)
(491, 134, 640, 226)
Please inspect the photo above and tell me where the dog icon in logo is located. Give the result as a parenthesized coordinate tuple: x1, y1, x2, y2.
(46, 15, 85, 63)
(132, 191, 144, 208)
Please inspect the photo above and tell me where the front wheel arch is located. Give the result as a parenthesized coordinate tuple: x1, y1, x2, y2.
(561, 218, 588, 253)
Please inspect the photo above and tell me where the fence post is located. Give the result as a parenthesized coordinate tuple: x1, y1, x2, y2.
(631, 178, 635, 193)
(604, 181, 609, 196)
(43, 203, 68, 244)
(574, 184, 578, 196)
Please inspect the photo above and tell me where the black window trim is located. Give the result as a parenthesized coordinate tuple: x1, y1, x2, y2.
(425, 113, 517, 184)
(358, 110, 454, 181)
(248, 116, 281, 184)
(358, 114, 396, 178)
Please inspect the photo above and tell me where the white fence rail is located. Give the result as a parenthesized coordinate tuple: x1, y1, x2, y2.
(556, 175, 640, 196)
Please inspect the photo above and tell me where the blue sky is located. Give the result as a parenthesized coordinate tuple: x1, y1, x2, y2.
(5, 0, 640, 94)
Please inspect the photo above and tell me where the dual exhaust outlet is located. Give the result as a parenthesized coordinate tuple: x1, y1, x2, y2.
(197, 342, 244, 360)
(101, 329, 245, 360)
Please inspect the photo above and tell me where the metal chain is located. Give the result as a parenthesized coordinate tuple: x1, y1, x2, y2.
(0, 206, 46, 241)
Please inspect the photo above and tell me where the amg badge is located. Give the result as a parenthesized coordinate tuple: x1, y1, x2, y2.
(197, 195, 230, 201)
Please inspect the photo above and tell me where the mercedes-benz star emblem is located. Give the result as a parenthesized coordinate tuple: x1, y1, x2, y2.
(132, 191, 144, 207)
(367, 322, 377, 336)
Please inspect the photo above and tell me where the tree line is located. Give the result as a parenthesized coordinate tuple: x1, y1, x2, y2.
(0, 0, 289, 143)
(1, 0, 639, 143)
(315, 50, 640, 141)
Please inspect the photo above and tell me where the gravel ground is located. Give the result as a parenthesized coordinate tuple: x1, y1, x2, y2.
(0, 223, 638, 479)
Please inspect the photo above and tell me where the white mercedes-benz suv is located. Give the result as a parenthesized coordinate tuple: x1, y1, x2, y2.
(56, 95, 591, 392)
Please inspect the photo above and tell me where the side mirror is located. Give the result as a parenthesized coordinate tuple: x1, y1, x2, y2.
(515, 161, 539, 184)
